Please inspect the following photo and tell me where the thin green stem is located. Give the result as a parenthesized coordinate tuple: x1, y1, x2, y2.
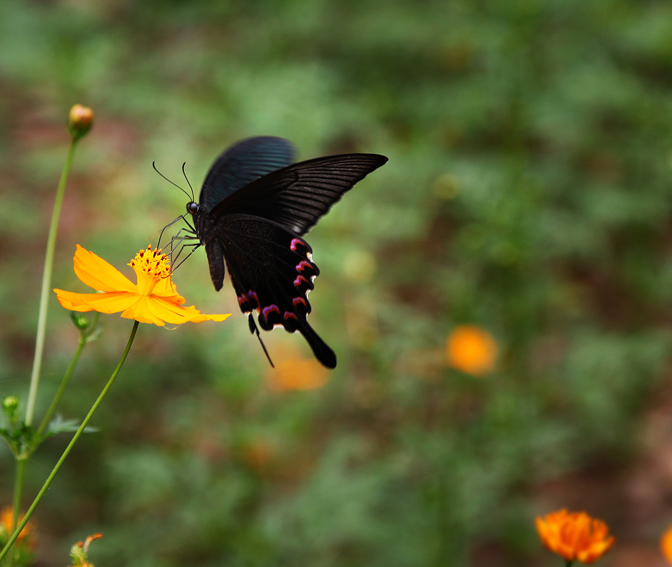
(26, 138, 80, 426)
(7, 458, 28, 567)
(10, 459, 26, 528)
(37, 312, 100, 437)
(37, 334, 87, 437)
(0, 321, 139, 563)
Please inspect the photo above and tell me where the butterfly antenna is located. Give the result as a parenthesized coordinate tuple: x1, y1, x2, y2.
(153, 161, 193, 202)
(182, 162, 196, 202)
(248, 316, 274, 368)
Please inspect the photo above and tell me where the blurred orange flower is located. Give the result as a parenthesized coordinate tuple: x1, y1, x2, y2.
(446, 325, 497, 376)
(0, 507, 34, 547)
(536, 509, 615, 564)
(54, 245, 230, 326)
(267, 357, 329, 391)
(241, 438, 274, 471)
(661, 525, 672, 565)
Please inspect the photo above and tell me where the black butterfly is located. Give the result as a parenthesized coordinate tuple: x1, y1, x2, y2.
(170, 136, 387, 369)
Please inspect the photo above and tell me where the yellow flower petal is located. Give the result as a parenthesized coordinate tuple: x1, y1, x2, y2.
(120, 297, 168, 326)
(54, 289, 96, 312)
(146, 297, 230, 325)
(54, 290, 139, 314)
(176, 305, 231, 323)
(151, 276, 184, 303)
(73, 244, 136, 293)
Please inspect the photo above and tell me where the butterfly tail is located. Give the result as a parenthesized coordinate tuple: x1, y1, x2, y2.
(298, 320, 337, 369)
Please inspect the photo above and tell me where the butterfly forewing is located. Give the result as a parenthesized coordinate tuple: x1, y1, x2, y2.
(200, 136, 295, 209)
(210, 153, 388, 235)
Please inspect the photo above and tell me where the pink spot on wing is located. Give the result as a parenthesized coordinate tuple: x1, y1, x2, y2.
(290, 238, 304, 252)
(294, 275, 310, 288)
(284, 312, 298, 321)
(296, 260, 313, 272)
(293, 297, 307, 308)
(262, 305, 280, 318)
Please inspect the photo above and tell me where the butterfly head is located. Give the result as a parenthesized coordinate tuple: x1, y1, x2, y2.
(186, 201, 199, 215)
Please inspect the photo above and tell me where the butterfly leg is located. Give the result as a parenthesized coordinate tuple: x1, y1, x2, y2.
(248, 314, 275, 368)
(171, 242, 201, 272)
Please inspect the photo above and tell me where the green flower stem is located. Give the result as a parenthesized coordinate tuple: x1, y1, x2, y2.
(7, 457, 27, 567)
(36, 331, 87, 437)
(11, 458, 27, 528)
(0, 321, 139, 563)
(25, 137, 80, 426)
(36, 312, 100, 437)
(566, 561, 573, 567)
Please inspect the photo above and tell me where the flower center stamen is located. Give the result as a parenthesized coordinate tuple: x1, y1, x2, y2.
(129, 245, 171, 295)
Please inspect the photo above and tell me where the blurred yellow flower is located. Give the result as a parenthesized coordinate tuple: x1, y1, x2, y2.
(446, 325, 497, 376)
(54, 245, 230, 326)
(0, 507, 34, 547)
(661, 525, 672, 565)
(536, 509, 615, 564)
(267, 357, 329, 391)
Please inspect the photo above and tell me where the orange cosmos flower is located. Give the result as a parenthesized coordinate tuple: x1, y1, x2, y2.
(446, 325, 497, 376)
(0, 507, 35, 547)
(536, 509, 615, 564)
(54, 245, 230, 326)
(661, 525, 672, 565)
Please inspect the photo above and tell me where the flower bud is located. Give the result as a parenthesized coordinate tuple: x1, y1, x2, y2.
(2, 395, 19, 425)
(70, 311, 90, 331)
(2, 395, 19, 414)
(69, 533, 101, 567)
(68, 104, 94, 140)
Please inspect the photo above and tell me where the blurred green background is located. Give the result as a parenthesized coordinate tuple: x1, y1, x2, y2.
(2, 0, 672, 565)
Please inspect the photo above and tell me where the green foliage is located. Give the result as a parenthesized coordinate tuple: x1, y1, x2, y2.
(1, 0, 672, 565)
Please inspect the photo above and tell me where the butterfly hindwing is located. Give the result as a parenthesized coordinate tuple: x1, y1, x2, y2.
(199, 136, 295, 210)
(216, 214, 336, 368)
(209, 153, 388, 235)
